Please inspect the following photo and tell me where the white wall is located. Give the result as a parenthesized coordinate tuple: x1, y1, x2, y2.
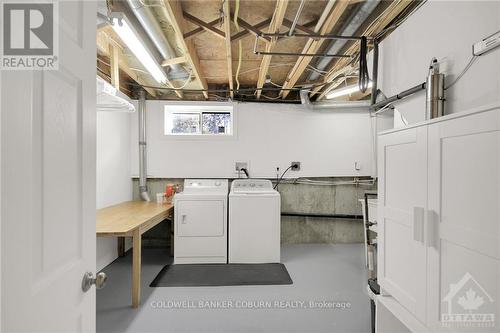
(378, 1, 500, 124)
(96, 111, 132, 271)
(131, 101, 375, 178)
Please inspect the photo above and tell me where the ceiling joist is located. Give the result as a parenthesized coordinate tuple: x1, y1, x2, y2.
(255, 0, 289, 99)
(162, 0, 209, 99)
(222, 0, 234, 98)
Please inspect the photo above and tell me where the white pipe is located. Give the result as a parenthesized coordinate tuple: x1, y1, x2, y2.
(315, 0, 336, 33)
(138, 90, 150, 202)
(313, 100, 371, 110)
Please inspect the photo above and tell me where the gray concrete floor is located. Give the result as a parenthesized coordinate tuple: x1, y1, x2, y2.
(97, 244, 370, 333)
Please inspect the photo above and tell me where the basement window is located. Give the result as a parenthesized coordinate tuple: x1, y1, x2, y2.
(164, 105, 233, 136)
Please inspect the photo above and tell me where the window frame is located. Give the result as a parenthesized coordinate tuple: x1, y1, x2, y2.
(163, 104, 236, 140)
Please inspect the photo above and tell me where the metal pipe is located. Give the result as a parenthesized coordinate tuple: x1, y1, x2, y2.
(313, 100, 371, 110)
(261, 32, 364, 41)
(308, 0, 379, 81)
(126, 0, 189, 81)
(370, 39, 379, 105)
(281, 212, 363, 220)
(425, 58, 445, 119)
(288, 0, 306, 36)
(138, 90, 150, 202)
(254, 50, 352, 58)
(370, 82, 426, 110)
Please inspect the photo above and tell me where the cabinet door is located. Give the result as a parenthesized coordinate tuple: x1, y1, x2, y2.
(378, 126, 428, 323)
(427, 110, 500, 332)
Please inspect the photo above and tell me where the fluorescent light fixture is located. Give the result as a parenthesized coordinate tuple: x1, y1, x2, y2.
(111, 16, 167, 84)
(326, 82, 372, 100)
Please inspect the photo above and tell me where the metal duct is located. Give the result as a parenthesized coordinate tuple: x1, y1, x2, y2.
(138, 90, 151, 202)
(308, 0, 379, 81)
(313, 100, 371, 110)
(126, 0, 189, 81)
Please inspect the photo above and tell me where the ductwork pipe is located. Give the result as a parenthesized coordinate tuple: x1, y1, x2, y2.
(308, 0, 379, 81)
(313, 100, 371, 110)
(126, 0, 189, 81)
(138, 90, 150, 202)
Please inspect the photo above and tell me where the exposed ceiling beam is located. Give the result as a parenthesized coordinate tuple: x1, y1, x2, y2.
(161, 55, 187, 67)
(255, 0, 289, 99)
(231, 14, 271, 42)
(314, 0, 415, 101)
(109, 43, 120, 90)
(279, 1, 351, 99)
(163, 0, 209, 99)
(184, 17, 221, 40)
(231, 18, 272, 42)
(183, 12, 226, 39)
(282, 18, 316, 35)
(222, 0, 234, 98)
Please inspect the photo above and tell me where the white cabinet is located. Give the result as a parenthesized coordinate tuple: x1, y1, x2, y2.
(426, 110, 500, 332)
(377, 108, 500, 332)
(378, 126, 428, 323)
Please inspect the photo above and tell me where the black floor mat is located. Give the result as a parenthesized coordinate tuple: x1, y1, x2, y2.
(150, 263, 293, 287)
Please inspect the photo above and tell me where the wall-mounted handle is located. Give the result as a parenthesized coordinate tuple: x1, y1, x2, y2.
(181, 214, 187, 224)
(413, 207, 425, 243)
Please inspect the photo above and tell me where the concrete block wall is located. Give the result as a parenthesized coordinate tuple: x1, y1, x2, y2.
(132, 177, 376, 247)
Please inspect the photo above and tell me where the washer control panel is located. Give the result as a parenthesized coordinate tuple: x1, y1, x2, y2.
(231, 179, 274, 192)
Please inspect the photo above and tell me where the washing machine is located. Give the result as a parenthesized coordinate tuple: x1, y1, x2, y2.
(174, 179, 228, 264)
(229, 179, 281, 263)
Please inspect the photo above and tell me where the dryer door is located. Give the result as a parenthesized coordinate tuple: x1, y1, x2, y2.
(177, 200, 225, 237)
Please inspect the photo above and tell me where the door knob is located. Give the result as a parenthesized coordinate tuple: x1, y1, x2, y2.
(82, 272, 107, 292)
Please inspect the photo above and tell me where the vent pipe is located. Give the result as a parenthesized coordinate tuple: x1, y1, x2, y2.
(126, 0, 189, 81)
(308, 0, 379, 81)
(138, 90, 150, 202)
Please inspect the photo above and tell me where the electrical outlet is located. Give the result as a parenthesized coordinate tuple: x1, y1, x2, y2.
(235, 161, 248, 171)
(291, 162, 301, 171)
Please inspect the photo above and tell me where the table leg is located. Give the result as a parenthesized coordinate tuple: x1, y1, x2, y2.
(117, 237, 125, 257)
(132, 229, 141, 308)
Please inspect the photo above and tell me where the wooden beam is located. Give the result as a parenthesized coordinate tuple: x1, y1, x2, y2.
(161, 56, 186, 67)
(109, 43, 120, 90)
(255, 0, 289, 99)
(222, 0, 234, 98)
(314, 0, 414, 101)
(231, 18, 271, 42)
(183, 12, 225, 39)
(163, 0, 209, 99)
(231, 14, 271, 42)
(184, 17, 221, 40)
(279, 1, 351, 99)
(282, 18, 316, 35)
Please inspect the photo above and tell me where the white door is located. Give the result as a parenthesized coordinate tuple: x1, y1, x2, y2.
(378, 126, 428, 323)
(177, 200, 224, 237)
(427, 109, 500, 332)
(1, 1, 97, 331)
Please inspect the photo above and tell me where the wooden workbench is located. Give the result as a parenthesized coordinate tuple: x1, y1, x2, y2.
(96, 201, 173, 307)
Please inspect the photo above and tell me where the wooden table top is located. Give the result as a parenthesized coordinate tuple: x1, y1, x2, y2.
(96, 201, 173, 236)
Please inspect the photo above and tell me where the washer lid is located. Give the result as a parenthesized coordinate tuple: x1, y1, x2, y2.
(183, 179, 228, 193)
